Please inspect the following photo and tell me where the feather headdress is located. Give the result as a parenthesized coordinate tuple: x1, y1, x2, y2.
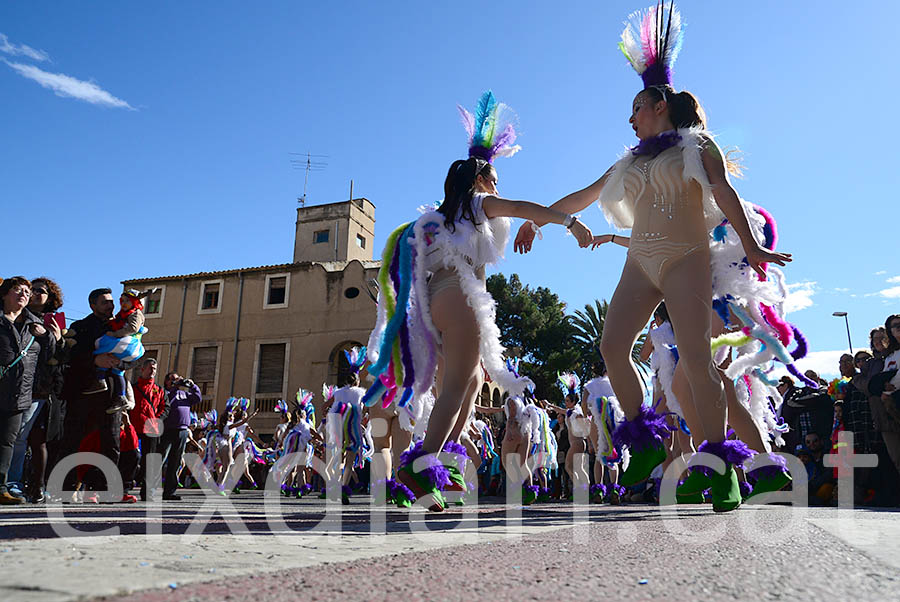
(274, 399, 289, 414)
(458, 90, 521, 163)
(343, 346, 368, 374)
(505, 357, 521, 378)
(204, 408, 218, 425)
(558, 372, 581, 396)
(618, 1, 684, 88)
(322, 383, 337, 402)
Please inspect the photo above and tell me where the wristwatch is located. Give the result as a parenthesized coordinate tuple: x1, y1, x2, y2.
(563, 215, 577, 229)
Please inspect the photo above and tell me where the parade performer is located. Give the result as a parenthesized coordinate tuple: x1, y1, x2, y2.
(272, 390, 322, 497)
(545, 373, 591, 500)
(475, 360, 542, 504)
(326, 347, 372, 504)
(583, 359, 627, 504)
(515, 2, 792, 512)
(364, 90, 591, 511)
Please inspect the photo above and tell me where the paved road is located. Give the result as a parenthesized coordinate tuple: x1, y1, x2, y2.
(1, 491, 898, 601)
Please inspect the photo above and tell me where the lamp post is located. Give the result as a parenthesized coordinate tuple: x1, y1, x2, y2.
(832, 311, 853, 354)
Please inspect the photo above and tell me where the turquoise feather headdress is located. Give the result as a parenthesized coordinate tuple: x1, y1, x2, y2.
(458, 90, 521, 163)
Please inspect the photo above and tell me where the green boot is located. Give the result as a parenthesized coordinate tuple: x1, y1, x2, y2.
(697, 439, 754, 513)
(676, 469, 712, 497)
(613, 404, 672, 487)
(745, 452, 792, 503)
(710, 465, 742, 512)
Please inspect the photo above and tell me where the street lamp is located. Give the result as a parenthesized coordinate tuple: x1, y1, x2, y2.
(832, 311, 853, 354)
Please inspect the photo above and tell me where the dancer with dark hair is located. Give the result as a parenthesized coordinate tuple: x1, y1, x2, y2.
(364, 90, 592, 511)
(515, 3, 793, 512)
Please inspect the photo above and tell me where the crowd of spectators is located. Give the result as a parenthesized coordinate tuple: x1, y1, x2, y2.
(1, 273, 898, 510)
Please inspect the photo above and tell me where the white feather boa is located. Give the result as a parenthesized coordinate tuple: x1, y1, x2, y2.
(647, 323, 684, 419)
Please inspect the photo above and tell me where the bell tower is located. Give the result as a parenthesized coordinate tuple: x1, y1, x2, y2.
(293, 198, 376, 263)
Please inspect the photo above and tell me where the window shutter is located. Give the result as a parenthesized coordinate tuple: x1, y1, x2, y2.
(256, 343, 286, 393)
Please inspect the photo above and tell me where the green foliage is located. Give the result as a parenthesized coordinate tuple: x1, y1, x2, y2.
(487, 274, 651, 401)
(487, 273, 579, 402)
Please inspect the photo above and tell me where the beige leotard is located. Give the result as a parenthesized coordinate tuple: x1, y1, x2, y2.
(623, 145, 709, 289)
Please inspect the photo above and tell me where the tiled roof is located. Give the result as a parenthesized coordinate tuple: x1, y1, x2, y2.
(122, 259, 381, 285)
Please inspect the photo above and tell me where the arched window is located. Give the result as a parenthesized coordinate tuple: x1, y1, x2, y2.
(480, 383, 491, 406)
(492, 388, 502, 408)
(328, 340, 366, 386)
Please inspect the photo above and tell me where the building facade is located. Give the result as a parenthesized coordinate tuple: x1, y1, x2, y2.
(124, 197, 504, 437)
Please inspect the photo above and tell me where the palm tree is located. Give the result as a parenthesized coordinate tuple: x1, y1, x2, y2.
(568, 299, 651, 390)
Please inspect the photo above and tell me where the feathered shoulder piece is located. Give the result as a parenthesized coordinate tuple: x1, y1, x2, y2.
(343, 346, 368, 374)
(618, 1, 684, 88)
(458, 90, 521, 163)
(558, 372, 581, 396)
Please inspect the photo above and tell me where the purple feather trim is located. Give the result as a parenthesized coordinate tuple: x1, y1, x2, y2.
(641, 63, 673, 88)
(388, 478, 416, 503)
(631, 130, 682, 157)
(790, 325, 809, 361)
(612, 403, 672, 454)
(590, 483, 607, 497)
(468, 145, 494, 162)
(739, 481, 753, 498)
(610, 483, 625, 497)
(523, 484, 540, 494)
(787, 363, 819, 389)
(697, 438, 755, 467)
(442, 440, 468, 469)
(746, 452, 788, 481)
(341, 485, 352, 497)
(399, 441, 451, 490)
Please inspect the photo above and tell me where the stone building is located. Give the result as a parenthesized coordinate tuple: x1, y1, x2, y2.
(124, 197, 504, 437)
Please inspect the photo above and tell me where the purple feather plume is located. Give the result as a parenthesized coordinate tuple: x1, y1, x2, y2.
(400, 441, 451, 490)
(457, 105, 475, 141)
(746, 452, 789, 481)
(612, 403, 672, 453)
(697, 438, 755, 467)
(739, 480, 753, 498)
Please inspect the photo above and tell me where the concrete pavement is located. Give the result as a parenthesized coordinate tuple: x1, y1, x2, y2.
(0, 491, 897, 601)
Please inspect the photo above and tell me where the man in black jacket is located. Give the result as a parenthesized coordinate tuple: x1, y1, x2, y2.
(58, 288, 122, 500)
(0, 277, 54, 504)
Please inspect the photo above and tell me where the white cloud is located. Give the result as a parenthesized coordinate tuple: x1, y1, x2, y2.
(0, 33, 49, 61)
(769, 349, 849, 382)
(3, 60, 133, 109)
(875, 270, 887, 275)
(887, 276, 900, 284)
(878, 286, 900, 299)
(834, 287, 849, 292)
(784, 281, 816, 314)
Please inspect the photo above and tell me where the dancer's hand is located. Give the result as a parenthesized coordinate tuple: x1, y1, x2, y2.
(590, 234, 613, 249)
(569, 219, 592, 248)
(745, 245, 792, 279)
(514, 221, 536, 254)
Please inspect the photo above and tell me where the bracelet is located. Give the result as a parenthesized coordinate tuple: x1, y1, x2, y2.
(527, 220, 544, 240)
(611, 234, 616, 244)
(563, 214, 576, 229)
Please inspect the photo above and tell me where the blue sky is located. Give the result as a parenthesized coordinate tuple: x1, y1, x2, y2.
(3, 1, 898, 380)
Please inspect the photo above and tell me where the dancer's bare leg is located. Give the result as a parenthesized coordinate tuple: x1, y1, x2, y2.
(600, 260, 664, 417)
(449, 374, 483, 442)
(659, 250, 726, 444)
(423, 287, 480, 454)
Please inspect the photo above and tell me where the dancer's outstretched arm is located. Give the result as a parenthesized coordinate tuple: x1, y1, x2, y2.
(590, 233, 630, 249)
(513, 167, 613, 253)
(482, 195, 592, 247)
(701, 139, 792, 278)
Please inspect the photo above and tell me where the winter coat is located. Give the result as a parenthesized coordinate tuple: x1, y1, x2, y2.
(0, 309, 54, 412)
